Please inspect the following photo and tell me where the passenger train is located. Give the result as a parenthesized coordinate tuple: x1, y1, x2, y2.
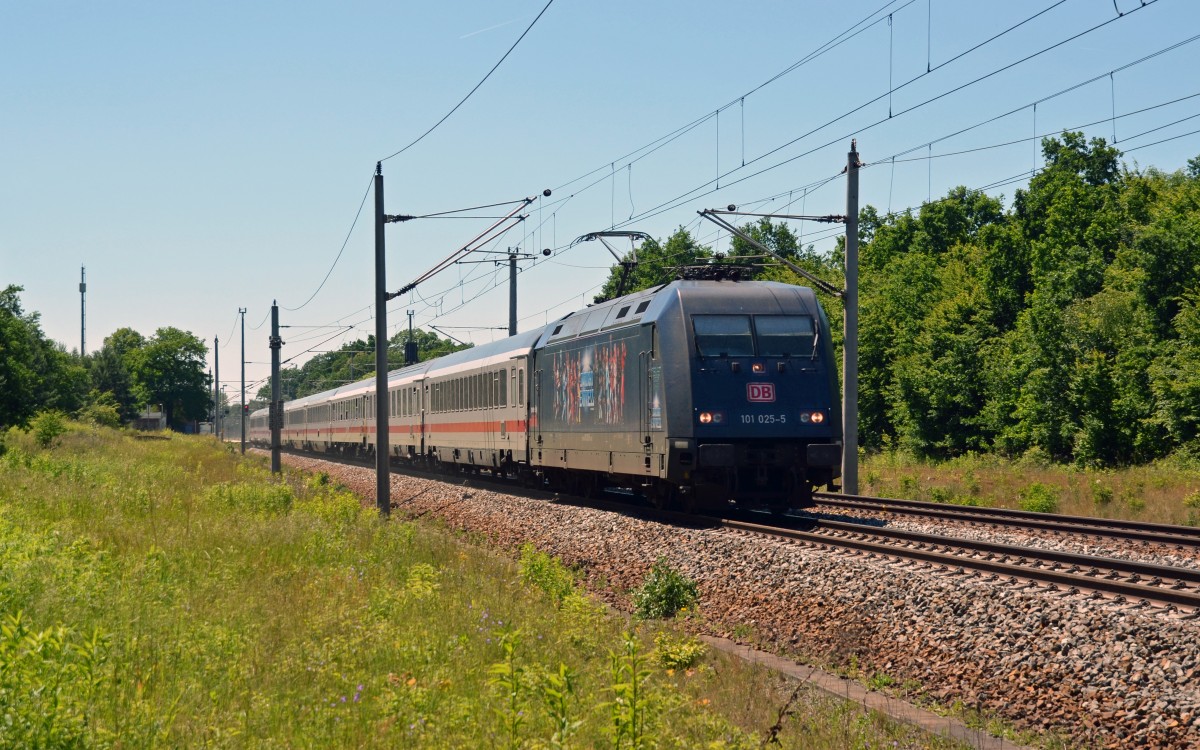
(250, 279, 842, 510)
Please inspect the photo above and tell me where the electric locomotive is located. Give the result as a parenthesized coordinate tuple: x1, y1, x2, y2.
(528, 279, 841, 509)
(251, 279, 842, 511)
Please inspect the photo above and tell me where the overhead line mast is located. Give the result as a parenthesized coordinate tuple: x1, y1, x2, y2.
(240, 308, 247, 454)
(79, 266, 86, 356)
(374, 163, 391, 517)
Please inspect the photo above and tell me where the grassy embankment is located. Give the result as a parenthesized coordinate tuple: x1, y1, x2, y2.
(860, 450, 1200, 525)
(0, 423, 965, 748)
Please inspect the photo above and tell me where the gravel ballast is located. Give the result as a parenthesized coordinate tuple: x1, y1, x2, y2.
(274, 452, 1200, 749)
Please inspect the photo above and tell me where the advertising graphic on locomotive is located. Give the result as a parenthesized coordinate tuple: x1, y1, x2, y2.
(251, 279, 842, 511)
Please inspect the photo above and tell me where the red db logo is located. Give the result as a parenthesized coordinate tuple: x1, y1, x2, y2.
(747, 383, 776, 402)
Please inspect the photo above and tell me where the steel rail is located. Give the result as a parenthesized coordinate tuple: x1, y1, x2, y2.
(814, 492, 1200, 548)
(813, 518, 1200, 585)
(723, 516, 1200, 612)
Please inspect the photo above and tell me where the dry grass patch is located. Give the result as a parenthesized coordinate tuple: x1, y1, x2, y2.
(862, 450, 1200, 525)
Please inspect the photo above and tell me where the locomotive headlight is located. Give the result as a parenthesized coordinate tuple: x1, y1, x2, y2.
(810, 411, 825, 424)
(800, 413, 811, 423)
(699, 412, 713, 424)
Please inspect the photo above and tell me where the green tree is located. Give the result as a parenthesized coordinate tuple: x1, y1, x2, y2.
(729, 217, 844, 293)
(855, 135, 1200, 465)
(129, 327, 211, 429)
(856, 189, 1006, 452)
(889, 256, 996, 456)
(1187, 154, 1200, 179)
(103, 327, 146, 362)
(0, 285, 88, 427)
(89, 342, 140, 420)
(1151, 293, 1200, 454)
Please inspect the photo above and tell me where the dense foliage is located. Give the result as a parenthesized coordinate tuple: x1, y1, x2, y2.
(595, 134, 1200, 467)
(859, 134, 1200, 466)
(0, 290, 211, 430)
(0, 286, 89, 427)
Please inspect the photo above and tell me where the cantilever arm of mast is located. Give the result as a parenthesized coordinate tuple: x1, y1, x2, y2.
(392, 193, 543, 298)
(697, 209, 845, 299)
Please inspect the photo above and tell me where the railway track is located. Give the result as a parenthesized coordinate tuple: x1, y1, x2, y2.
(722, 512, 1200, 615)
(813, 491, 1200, 550)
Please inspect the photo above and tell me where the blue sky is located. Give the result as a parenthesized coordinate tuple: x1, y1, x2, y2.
(3, 0, 1198, 397)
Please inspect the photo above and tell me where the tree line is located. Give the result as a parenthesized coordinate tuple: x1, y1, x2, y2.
(0, 291, 211, 430)
(0, 289, 472, 431)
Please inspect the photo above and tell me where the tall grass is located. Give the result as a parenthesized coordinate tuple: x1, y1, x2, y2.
(861, 449, 1200, 524)
(0, 423, 971, 748)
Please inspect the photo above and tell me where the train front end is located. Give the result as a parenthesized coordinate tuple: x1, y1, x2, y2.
(663, 281, 842, 510)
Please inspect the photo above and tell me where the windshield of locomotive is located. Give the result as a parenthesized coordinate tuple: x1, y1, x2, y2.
(754, 315, 816, 357)
(692, 315, 754, 356)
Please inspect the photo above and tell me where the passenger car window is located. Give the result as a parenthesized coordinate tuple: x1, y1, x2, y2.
(693, 315, 754, 356)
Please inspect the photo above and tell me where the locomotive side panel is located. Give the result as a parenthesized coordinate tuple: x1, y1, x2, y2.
(531, 323, 660, 478)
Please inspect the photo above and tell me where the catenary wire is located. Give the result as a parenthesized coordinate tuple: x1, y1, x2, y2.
(607, 5, 1167, 233)
(546, 0, 1095, 233)
(283, 174, 374, 313)
(550, 0, 913, 195)
(379, 0, 556, 163)
(257, 0, 1174, 376)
